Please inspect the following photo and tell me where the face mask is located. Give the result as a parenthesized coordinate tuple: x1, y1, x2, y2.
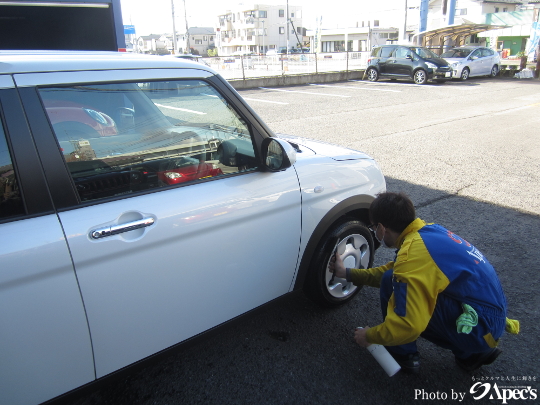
(375, 223, 390, 248)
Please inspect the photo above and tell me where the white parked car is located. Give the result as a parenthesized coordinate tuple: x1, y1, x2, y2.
(441, 46, 501, 80)
(0, 51, 385, 405)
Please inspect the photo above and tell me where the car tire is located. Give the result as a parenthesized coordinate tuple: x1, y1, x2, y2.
(366, 68, 379, 82)
(413, 69, 427, 85)
(489, 65, 499, 77)
(460, 67, 470, 81)
(304, 219, 374, 308)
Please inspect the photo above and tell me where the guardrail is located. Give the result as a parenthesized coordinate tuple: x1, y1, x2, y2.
(201, 52, 371, 81)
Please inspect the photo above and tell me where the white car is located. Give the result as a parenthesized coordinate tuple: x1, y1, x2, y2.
(0, 51, 385, 405)
(441, 46, 501, 80)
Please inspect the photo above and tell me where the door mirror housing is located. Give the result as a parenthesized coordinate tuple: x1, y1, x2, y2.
(261, 138, 296, 172)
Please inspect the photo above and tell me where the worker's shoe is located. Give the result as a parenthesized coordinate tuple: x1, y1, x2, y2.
(391, 351, 421, 374)
(455, 348, 502, 372)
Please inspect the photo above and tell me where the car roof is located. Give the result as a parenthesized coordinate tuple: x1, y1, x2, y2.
(448, 46, 484, 49)
(0, 51, 215, 75)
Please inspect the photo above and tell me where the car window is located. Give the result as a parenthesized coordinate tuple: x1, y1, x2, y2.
(0, 119, 25, 219)
(39, 80, 257, 202)
(471, 49, 482, 58)
(410, 47, 439, 59)
(370, 47, 381, 57)
(481, 48, 494, 57)
(380, 47, 394, 58)
(441, 48, 472, 58)
(394, 47, 413, 59)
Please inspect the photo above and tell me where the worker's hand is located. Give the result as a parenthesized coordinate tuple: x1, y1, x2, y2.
(354, 326, 371, 348)
(328, 252, 346, 279)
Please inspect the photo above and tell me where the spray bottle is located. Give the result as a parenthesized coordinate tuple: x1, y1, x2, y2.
(356, 327, 401, 377)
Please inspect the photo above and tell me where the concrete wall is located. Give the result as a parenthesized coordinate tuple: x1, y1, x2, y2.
(227, 70, 366, 90)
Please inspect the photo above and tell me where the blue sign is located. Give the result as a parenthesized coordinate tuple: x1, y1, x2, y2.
(124, 25, 136, 35)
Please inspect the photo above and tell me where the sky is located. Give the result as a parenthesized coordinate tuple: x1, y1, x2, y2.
(120, 0, 412, 36)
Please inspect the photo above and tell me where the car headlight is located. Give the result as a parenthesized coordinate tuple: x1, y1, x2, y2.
(165, 172, 183, 179)
(426, 62, 438, 70)
(451, 62, 460, 68)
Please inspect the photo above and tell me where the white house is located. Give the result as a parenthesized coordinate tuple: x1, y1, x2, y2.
(136, 34, 170, 55)
(176, 27, 216, 55)
(308, 27, 400, 53)
(216, 4, 306, 56)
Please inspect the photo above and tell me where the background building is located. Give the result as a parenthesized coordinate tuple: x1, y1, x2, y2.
(216, 3, 306, 55)
(176, 27, 216, 55)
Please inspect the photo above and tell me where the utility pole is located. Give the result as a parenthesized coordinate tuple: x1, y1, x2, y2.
(535, 8, 540, 79)
(403, 0, 408, 43)
(262, 20, 265, 54)
(183, 0, 190, 54)
(171, 0, 177, 54)
(286, 0, 289, 55)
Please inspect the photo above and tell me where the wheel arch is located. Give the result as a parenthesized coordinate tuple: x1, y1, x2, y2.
(293, 194, 375, 291)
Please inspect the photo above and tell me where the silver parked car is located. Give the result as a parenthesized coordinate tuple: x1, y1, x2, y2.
(0, 51, 385, 405)
(441, 46, 501, 80)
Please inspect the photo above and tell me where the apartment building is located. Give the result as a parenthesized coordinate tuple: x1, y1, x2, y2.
(216, 4, 305, 55)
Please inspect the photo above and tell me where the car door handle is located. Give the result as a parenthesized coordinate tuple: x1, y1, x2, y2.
(91, 217, 155, 239)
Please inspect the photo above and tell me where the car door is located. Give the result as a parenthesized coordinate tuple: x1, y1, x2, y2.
(16, 68, 302, 378)
(0, 81, 94, 405)
(391, 46, 415, 78)
(481, 48, 495, 73)
(468, 49, 485, 76)
(377, 46, 396, 76)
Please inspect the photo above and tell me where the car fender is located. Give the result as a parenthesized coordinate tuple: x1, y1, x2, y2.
(292, 194, 375, 290)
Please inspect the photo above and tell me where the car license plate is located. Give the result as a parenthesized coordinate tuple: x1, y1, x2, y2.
(445, 72, 451, 77)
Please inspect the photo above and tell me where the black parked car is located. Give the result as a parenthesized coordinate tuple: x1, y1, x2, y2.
(365, 45, 453, 85)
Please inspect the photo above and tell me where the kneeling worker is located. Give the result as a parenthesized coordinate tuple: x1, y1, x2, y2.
(329, 192, 519, 373)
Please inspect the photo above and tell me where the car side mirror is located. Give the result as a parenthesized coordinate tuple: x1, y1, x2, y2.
(470, 56, 478, 60)
(261, 138, 296, 172)
(406, 54, 413, 60)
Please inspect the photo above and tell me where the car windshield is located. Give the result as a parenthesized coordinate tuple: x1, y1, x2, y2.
(410, 47, 440, 59)
(441, 49, 473, 58)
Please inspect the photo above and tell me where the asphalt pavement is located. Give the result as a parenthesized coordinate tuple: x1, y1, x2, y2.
(70, 76, 540, 405)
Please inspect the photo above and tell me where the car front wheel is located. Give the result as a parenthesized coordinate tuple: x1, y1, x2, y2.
(413, 69, 427, 85)
(304, 219, 374, 307)
(366, 68, 379, 82)
(460, 67, 470, 81)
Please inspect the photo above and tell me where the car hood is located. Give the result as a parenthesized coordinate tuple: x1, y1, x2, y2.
(443, 57, 466, 64)
(275, 133, 373, 161)
(429, 57, 451, 67)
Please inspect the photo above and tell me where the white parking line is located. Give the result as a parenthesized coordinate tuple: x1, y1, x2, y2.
(309, 83, 401, 93)
(259, 87, 351, 98)
(348, 79, 432, 88)
(243, 97, 289, 105)
(155, 103, 206, 115)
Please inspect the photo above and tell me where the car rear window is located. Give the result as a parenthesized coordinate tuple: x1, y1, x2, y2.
(380, 47, 394, 58)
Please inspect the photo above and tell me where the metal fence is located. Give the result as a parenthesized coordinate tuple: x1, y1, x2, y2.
(201, 52, 371, 80)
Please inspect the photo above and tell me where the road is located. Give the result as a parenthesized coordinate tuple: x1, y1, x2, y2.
(72, 77, 540, 405)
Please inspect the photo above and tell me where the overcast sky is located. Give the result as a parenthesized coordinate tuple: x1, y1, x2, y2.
(120, 0, 411, 36)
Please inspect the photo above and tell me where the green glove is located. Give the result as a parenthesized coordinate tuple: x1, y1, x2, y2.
(456, 303, 478, 334)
